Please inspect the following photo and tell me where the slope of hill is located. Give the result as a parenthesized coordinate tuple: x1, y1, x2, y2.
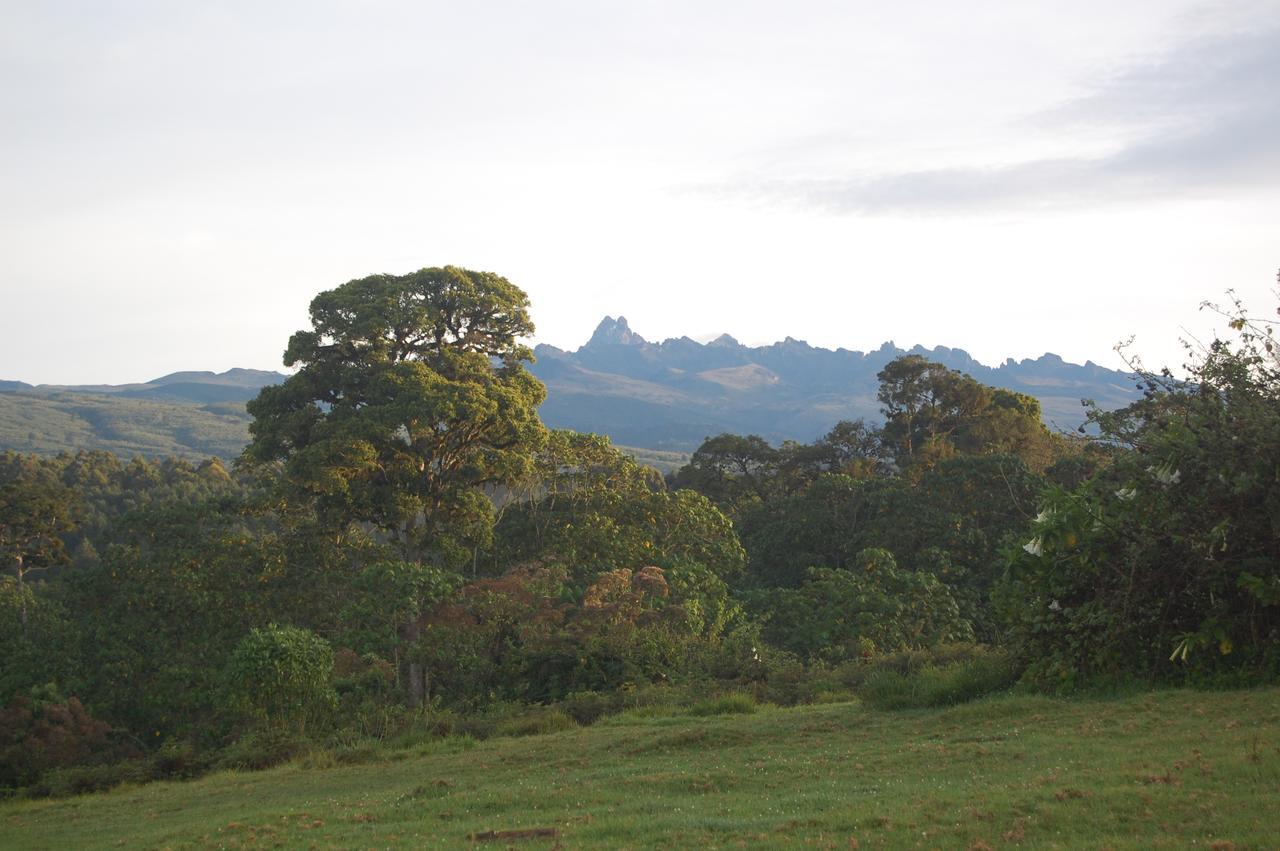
(0, 391, 254, 460)
(2, 687, 1274, 848)
(0, 369, 282, 460)
(530, 317, 1139, 450)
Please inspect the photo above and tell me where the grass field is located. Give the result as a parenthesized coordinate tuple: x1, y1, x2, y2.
(2, 687, 1277, 849)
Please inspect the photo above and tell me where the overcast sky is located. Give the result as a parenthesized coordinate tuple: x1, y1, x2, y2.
(3, 0, 1278, 384)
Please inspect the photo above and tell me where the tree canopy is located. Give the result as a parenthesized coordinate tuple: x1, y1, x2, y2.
(245, 266, 548, 563)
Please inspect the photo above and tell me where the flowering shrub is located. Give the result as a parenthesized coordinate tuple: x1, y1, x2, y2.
(999, 290, 1280, 688)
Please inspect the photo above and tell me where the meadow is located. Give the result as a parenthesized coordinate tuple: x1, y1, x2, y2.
(3, 686, 1276, 849)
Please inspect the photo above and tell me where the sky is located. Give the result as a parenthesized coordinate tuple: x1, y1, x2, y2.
(3, 0, 1278, 385)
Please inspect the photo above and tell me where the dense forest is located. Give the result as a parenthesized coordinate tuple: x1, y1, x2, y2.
(3, 266, 1277, 798)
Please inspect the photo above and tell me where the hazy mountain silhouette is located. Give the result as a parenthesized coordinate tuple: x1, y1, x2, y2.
(529, 317, 1139, 451)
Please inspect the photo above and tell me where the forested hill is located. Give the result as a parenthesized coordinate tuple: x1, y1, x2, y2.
(0, 327, 1137, 459)
(529, 316, 1139, 450)
(0, 370, 283, 460)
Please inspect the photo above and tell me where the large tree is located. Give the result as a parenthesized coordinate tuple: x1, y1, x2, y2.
(244, 266, 548, 563)
(244, 266, 548, 708)
(877, 355, 1053, 472)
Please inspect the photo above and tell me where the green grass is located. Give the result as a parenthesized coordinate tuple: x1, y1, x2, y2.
(3, 687, 1278, 849)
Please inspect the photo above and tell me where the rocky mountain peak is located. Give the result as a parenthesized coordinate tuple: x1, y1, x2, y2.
(585, 315, 648, 348)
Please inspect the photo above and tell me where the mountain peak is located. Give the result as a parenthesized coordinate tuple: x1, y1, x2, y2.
(586, 315, 647, 348)
(709, 333, 741, 348)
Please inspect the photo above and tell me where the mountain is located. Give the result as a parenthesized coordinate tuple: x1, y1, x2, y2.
(0, 326, 1140, 460)
(528, 317, 1139, 451)
(31, 368, 290, 404)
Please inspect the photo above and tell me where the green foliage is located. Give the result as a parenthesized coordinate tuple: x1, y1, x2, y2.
(337, 561, 459, 660)
(687, 692, 757, 716)
(856, 651, 1018, 710)
(245, 266, 547, 561)
(999, 290, 1280, 687)
(669, 433, 781, 516)
(496, 431, 744, 584)
(212, 727, 310, 772)
(0, 449, 251, 575)
(0, 691, 136, 793)
(57, 498, 335, 736)
(224, 625, 337, 733)
(752, 548, 973, 661)
(0, 579, 77, 705)
(491, 708, 578, 738)
(671, 421, 889, 519)
(414, 563, 729, 708)
(877, 355, 1054, 473)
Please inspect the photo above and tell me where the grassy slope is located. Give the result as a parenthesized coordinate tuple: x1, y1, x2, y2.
(3, 688, 1278, 849)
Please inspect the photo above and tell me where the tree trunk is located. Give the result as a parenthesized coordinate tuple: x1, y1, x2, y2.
(406, 617, 425, 709)
(15, 556, 27, 637)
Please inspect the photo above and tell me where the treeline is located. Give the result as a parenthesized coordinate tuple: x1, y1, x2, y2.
(2, 267, 1278, 797)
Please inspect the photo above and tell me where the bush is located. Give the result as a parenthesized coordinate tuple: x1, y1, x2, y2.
(835, 643, 996, 690)
(148, 739, 212, 781)
(558, 690, 617, 725)
(858, 652, 1017, 710)
(214, 728, 308, 772)
(998, 290, 1280, 687)
(224, 625, 337, 734)
(493, 709, 578, 738)
(0, 692, 139, 793)
(25, 760, 147, 798)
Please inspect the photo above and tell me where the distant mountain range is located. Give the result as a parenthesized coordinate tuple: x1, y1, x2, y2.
(0, 321, 1139, 460)
(0, 370, 280, 460)
(529, 317, 1139, 451)
(0, 368, 283, 405)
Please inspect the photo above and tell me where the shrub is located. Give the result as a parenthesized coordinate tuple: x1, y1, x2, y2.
(147, 739, 212, 781)
(25, 761, 147, 798)
(214, 728, 308, 772)
(0, 691, 138, 793)
(558, 690, 616, 725)
(224, 625, 337, 734)
(688, 692, 757, 716)
(998, 290, 1280, 687)
(858, 652, 1017, 710)
(493, 709, 578, 738)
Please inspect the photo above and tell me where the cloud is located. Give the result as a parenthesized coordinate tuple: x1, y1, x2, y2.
(723, 17, 1280, 215)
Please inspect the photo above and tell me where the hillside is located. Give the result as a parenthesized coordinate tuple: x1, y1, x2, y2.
(531, 317, 1139, 450)
(2, 688, 1274, 849)
(0, 368, 280, 460)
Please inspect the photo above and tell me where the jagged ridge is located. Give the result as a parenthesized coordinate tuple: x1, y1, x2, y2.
(529, 317, 1137, 451)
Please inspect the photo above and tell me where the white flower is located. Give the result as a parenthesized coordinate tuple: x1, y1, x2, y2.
(1115, 487, 1137, 501)
(1048, 600, 1062, 612)
(1147, 464, 1181, 485)
(1034, 508, 1056, 524)
(1023, 537, 1044, 557)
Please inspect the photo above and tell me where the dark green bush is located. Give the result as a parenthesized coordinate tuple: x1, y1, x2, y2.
(25, 760, 147, 798)
(857, 652, 1018, 710)
(214, 728, 308, 771)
